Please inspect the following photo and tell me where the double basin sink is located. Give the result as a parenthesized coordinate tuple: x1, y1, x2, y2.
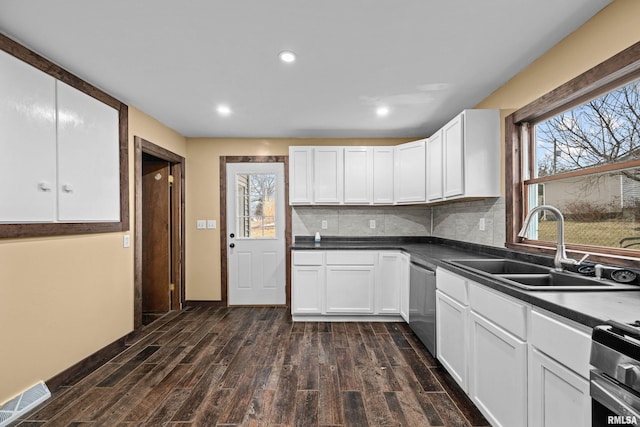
(446, 258, 640, 291)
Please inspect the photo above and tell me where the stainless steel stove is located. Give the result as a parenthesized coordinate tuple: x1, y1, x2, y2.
(590, 320, 640, 426)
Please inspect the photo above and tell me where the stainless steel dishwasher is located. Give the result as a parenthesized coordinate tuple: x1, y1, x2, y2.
(409, 260, 437, 356)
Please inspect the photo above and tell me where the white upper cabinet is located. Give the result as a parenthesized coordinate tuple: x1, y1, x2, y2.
(314, 147, 343, 204)
(426, 130, 443, 202)
(343, 146, 373, 204)
(287, 109, 498, 206)
(0, 50, 57, 222)
(289, 146, 314, 204)
(394, 139, 427, 204)
(0, 50, 121, 224)
(442, 109, 500, 201)
(57, 81, 120, 222)
(372, 147, 394, 204)
(443, 113, 465, 198)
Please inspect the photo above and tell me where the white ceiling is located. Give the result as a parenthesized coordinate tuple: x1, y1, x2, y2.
(0, 0, 611, 138)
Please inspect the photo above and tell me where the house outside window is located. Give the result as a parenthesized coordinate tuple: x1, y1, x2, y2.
(506, 42, 640, 265)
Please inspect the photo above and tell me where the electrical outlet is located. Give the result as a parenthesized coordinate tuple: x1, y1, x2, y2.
(123, 234, 130, 248)
(479, 218, 486, 231)
(196, 219, 206, 229)
(321, 220, 328, 230)
(369, 219, 376, 229)
(207, 220, 217, 229)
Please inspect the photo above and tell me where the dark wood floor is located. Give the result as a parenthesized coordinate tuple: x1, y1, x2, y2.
(12, 306, 489, 426)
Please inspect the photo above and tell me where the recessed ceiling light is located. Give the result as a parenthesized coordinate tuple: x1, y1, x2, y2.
(217, 105, 232, 116)
(279, 51, 296, 63)
(376, 106, 390, 117)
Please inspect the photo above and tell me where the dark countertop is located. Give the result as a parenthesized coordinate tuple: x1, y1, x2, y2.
(292, 236, 640, 328)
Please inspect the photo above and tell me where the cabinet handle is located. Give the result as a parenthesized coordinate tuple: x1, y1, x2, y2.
(229, 243, 235, 248)
(62, 184, 74, 193)
(38, 182, 52, 192)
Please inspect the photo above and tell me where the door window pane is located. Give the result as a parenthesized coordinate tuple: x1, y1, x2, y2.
(236, 173, 276, 238)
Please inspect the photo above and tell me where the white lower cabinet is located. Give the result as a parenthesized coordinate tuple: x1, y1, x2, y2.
(291, 249, 409, 319)
(436, 268, 593, 427)
(291, 251, 324, 314)
(377, 252, 402, 314)
(326, 266, 375, 313)
(529, 308, 592, 427)
(436, 289, 468, 391)
(398, 253, 410, 322)
(468, 311, 528, 427)
(528, 347, 591, 427)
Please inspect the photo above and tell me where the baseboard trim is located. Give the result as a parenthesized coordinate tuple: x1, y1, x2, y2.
(46, 336, 127, 392)
(184, 300, 226, 307)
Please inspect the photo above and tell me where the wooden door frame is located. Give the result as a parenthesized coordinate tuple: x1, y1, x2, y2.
(134, 136, 186, 330)
(220, 156, 291, 307)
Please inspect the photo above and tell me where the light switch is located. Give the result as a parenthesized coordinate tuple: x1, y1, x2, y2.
(207, 220, 217, 229)
(196, 219, 206, 229)
(479, 218, 486, 231)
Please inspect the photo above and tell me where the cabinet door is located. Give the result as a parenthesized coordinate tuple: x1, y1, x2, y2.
(56, 81, 120, 221)
(399, 253, 410, 322)
(289, 146, 314, 204)
(443, 114, 464, 198)
(326, 266, 375, 313)
(529, 347, 591, 427)
(426, 130, 443, 202)
(344, 146, 373, 204)
(394, 139, 426, 203)
(376, 252, 401, 314)
(292, 265, 324, 314)
(468, 311, 527, 427)
(372, 147, 394, 204)
(0, 50, 57, 222)
(314, 147, 343, 203)
(436, 290, 468, 391)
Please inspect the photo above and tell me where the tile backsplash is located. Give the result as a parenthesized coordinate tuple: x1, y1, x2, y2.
(292, 205, 432, 238)
(292, 197, 506, 247)
(432, 197, 505, 247)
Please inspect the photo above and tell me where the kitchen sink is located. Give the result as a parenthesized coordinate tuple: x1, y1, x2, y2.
(446, 258, 640, 291)
(447, 258, 551, 275)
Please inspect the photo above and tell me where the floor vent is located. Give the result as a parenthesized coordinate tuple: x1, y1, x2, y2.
(0, 381, 50, 427)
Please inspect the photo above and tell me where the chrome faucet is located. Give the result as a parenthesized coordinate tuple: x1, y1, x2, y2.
(517, 205, 588, 271)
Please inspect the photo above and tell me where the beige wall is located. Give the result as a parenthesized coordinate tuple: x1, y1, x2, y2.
(0, 106, 186, 404)
(184, 138, 413, 300)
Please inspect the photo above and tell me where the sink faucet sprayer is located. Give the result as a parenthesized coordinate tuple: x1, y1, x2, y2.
(517, 205, 589, 271)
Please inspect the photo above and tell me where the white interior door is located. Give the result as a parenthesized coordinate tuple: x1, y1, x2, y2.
(227, 162, 285, 305)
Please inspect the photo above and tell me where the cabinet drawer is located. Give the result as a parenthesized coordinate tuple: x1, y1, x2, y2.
(292, 251, 324, 266)
(530, 309, 592, 378)
(325, 251, 376, 265)
(469, 284, 527, 340)
(436, 268, 468, 304)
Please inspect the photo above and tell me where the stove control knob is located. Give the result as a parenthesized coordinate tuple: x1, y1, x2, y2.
(616, 363, 640, 386)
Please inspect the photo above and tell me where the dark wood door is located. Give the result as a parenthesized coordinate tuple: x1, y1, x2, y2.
(142, 157, 171, 313)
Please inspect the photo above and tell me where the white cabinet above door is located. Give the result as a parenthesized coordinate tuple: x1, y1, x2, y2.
(289, 146, 314, 204)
